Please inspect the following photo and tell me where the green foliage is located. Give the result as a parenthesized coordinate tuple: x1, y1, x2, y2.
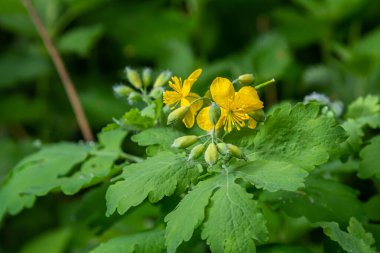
(319, 218, 376, 253)
(235, 103, 346, 192)
(359, 136, 380, 179)
(90, 229, 165, 253)
(106, 152, 200, 216)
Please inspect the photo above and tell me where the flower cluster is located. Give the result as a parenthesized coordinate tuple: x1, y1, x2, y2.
(163, 68, 274, 166)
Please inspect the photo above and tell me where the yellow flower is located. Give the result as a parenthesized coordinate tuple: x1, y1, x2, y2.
(163, 69, 203, 128)
(196, 77, 263, 132)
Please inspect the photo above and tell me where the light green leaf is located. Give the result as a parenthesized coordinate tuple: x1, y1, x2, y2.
(120, 109, 155, 130)
(59, 129, 127, 195)
(0, 143, 90, 220)
(319, 217, 375, 253)
(106, 152, 199, 216)
(90, 229, 164, 253)
(21, 228, 71, 253)
(201, 177, 268, 253)
(165, 176, 221, 253)
(131, 127, 183, 148)
(262, 177, 364, 226)
(346, 95, 380, 120)
(359, 135, 380, 179)
(58, 24, 104, 57)
(236, 103, 345, 192)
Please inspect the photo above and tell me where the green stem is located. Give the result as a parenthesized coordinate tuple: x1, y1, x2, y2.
(120, 152, 144, 163)
(254, 78, 276, 90)
(190, 96, 212, 106)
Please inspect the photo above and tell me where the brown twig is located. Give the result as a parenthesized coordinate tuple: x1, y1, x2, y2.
(22, 0, 94, 141)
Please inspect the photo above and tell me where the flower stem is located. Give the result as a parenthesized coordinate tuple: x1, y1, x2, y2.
(255, 78, 276, 90)
(190, 96, 212, 106)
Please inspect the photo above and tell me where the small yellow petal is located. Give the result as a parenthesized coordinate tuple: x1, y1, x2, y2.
(183, 110, 195, 128)
(163, 91, 181, 107)
(182, 69, 202, 97)
(196, 106, 214, 131)
(210, 77, 235, 109)
(168, 76, 182, 94)
(186, 92, 203, 113)
(248, 117, 257, 129)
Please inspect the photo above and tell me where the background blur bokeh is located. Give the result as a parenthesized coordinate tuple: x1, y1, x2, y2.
(1, 0, 380, 207)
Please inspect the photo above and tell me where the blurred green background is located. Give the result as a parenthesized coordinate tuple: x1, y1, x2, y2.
(1, 0, 380, 183)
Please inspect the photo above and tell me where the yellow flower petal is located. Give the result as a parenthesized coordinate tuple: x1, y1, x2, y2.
(233, 86, 263, 112)
(186, 92, 203, 113)
(182, 69, 202, 97)
(196, 106, 214, 131)
(163, 90, 182, 107)
(210, 77, 235, 109)
(168, 76, 182, 94)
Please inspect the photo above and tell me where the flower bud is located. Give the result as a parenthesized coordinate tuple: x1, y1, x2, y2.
(128, 91, 142, 103)
(154, 70, 172, 88)
(205, 143, 218, 166)
(125, 67, 143, 89)
(113, 84, 133, 97)
(142, 68, 152, 87)
(209, 102, 221, 126)
(188, 144, 205, 160)
(249, 109, 266, 122)
(238, 74, 255, 85)
(167, 106, 189, 125)
(216, 142, 229, 155)
(149, 87, 163, 99)
(228, 144, 245, 159)
(172, 135, 198, 149)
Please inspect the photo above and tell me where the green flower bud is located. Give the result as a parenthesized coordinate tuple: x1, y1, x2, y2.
(167, 106, 189, 125)
(172, 135, 198, 149)
(209, 102, 221, 126)
(153, 70, 172, 88)
(188, 144, 205, 160)
(142, 68, 152, 87)
(216, 142, 229, 155)
(205, 143, 218, 166)
(249, 109, 266, 122)
(238, 74, 255, 85)
(113, 84, 133, 97)
(149, 87, 163, 99)
(125, 67, 143, 89)
(128, 91, 142, 103)
(228, 144, 245, 159)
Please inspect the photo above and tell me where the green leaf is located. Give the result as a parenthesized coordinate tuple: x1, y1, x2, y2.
(359, 135, 380, 179)
(201, 177, 268, 253)
(120, 109, 155, 130)
(165, 176, 220, 253)
(131, 127, 183, 148)
(257, 244, 314, 253)
(262, 177, 364, 226)
(346, 95, 380, 120)
(21, 228, 71, 253)
(106, 152, 200, 216)
(58, 24, 104, 57)
(59, 129, 127, 194)
(319, 217, 375, 253)
(90, 229, 164, 253)
(0, 143, 90, 220)
(235, 103, 345, 192)
(365, 195, 380, 221)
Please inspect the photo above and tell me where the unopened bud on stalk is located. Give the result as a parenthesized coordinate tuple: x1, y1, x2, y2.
(228, 144, 245, 159)
(217, 142, 229, 155)
(172, 135, 198, 149)
(209, 103, 221, 126)
(142, 68, 152, 87)
(188, 144, 205, 160)
(149, 87, 163, 99)
(125, 67, 143, 89)
(167, 106, 189, 125)
(154, 70, 172, 87)
(128, 91, 142, 103)
(113, 84, 133, 97)
(249, 109, 266, 122)
(238, 74, 255, 85)
(205, 143, 218, 166)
